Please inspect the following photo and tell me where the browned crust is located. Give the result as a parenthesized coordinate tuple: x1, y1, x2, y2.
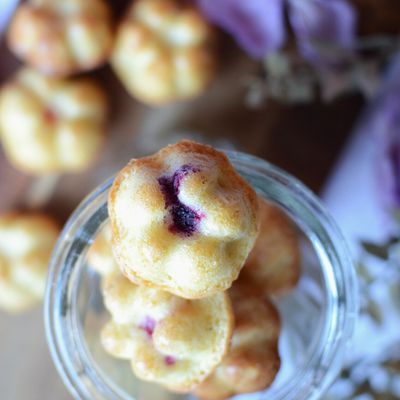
(193, 341, 280, 397)
(7, 1, 114, 77)
(231, 287, 281, 341)
(219, 290, 235, 365)
(240, 198, 301, 297)
(0, 212, 60, 234)
(193, 291, 281, 399)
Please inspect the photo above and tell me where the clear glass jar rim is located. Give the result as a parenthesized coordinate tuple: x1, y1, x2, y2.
(44, 150, 358, 400)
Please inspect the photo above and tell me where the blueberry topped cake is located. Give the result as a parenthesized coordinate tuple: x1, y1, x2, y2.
(108, 140, 259, 299)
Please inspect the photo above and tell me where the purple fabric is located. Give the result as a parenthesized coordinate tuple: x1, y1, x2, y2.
(196, 0, 286, 59)
(288, 0, 357, 66)
(374, 92, 400, 213)
(388, 141, 400, 209)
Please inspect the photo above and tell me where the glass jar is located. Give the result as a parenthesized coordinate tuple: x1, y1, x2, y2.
(44, 150, 358, 400)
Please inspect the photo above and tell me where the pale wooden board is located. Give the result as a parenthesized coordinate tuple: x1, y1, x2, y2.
(0, 307, 72, 400)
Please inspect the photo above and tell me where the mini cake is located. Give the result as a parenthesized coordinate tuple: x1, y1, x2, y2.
(108, 140, 259, 299)
(0, 213, 59, 312)
(7, 0, 113, 77)
(0, 68, 107, 174)
(193, 286, 281, 400)
(111, 0, 216, 104)
(87, 224, 119, 277)
(101, 272, 233, 391)
(239, 199, 301, 296)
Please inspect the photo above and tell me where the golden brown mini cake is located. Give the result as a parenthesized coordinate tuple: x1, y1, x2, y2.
(87, 224, 119, 277)
(239, 199, 301, 296)
(193, 286, 281, 400)
(0, 212, 59, 313)
(0, 68, 107, 174)
(108, 140, 259, 299)
(7, 0, 113, 77)
(111, 0, 216, 104)
(101, 272, 233, 392)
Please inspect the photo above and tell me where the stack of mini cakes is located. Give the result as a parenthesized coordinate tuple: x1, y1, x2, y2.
(88, 141, 301, 398)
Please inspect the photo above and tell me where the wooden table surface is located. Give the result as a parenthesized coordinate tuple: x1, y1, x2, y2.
(0, 30, 364, 399)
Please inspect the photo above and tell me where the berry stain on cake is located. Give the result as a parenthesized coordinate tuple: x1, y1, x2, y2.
(158, 165, 204, 236)
(139, 316, 156, 337)
(164, 355, 176, 366)
(43, 108, 57, 124)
